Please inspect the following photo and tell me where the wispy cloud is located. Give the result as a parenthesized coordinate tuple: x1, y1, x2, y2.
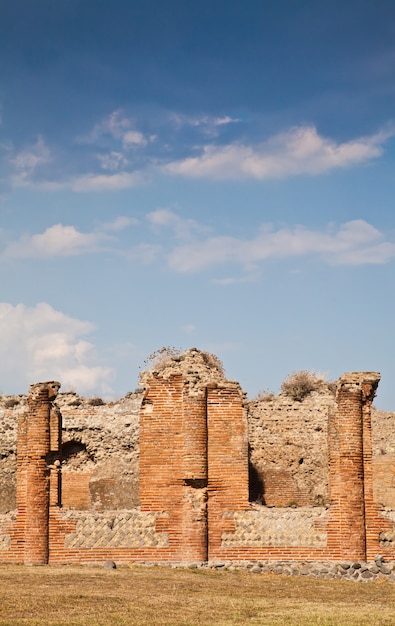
(0, 302, 113, 394)
(3, 224, 110, 258)
(70, 171, 143, 191)
(100, 216, 137, 232)
(122, 130, 149, 148)
(2, 217, 136, 260)
(81, 109, 132, 142)
(97, 151, 129, 171)
(4, 113, 394, 192)
(10, 136, 51, 186)
(80, 109, 153, 150)
(169, 112, 240, 134)
(166, 219, 395, 272)
(163, 126, 393, 180)
(147, 208, 206, 238)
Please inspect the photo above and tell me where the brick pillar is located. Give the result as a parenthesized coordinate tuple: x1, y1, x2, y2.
(359, 374, 387, 560)
(181, 390, 208, 561)
(49, 404, 62, 507)
(206, 383, 249, 560)
(15, 412, 28, 551)
(23, 381, 60, 565)
(140, 374, 208, 561)
(328, 372, 380, 561)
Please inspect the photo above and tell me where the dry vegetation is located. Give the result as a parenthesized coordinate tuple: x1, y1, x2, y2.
(0, 565, 395, 625)
(281, 370, 325, 402)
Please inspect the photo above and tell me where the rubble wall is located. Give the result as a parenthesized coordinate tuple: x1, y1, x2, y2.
(1, 354, 395, 565)
(2, 390, 395, 516)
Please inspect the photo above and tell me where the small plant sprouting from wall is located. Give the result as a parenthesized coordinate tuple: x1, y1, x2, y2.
(4, 397, 20, 408)
(253, 389, 275, 402)
(143, 346, 225, 376)
(200, 351, 225, 376)
(143, 346, 182, 371)
(281, 370, 324, 402)
(87, 397, 104, 406)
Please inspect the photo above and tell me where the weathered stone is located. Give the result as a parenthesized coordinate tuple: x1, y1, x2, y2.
(1, 361, 395, 569)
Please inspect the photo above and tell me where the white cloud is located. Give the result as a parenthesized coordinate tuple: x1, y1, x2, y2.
(0, 302, 113, 394)
(170, 112, 239, 130)
(97, 151, 128, 171)
(213, 116, 239, 126)
(10, 136, 51, 185)
(147, 208, 207, 238)
(100, 216, 137, 232)
(80, 110, 151, 152)
(163, 126, 393, 180)
(123, 130, 148, 148)
(84, 109, 131, 142)
(71, 171, 142, 191)
(167, 220, 395, 272)
(3, 224, 111, 258)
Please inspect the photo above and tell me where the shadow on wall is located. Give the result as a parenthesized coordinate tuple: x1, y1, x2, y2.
(249, 446, 265, 503)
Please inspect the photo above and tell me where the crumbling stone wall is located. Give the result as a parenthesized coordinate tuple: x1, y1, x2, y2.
(1, 353, 395, 565)
(2, 379, 395, 517)
(247, 390, 335, 506)
(57, 392, 140, 511)
(0, 392, 141, 514)
(0, 397, 23, 513)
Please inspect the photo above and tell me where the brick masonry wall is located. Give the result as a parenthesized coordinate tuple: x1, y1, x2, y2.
(373, 456, 395, 509)
(206, 384, 249, 560)
(1, 358, 395, 565)
(61, 472, 92, 510)
(247, 391, 335, 507)
(2, 382, 395, 515)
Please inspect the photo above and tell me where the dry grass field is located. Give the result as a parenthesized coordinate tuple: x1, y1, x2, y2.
(0, 565, 395, 625)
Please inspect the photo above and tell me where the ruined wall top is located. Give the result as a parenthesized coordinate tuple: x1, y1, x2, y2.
(337, 372, 380, 402)
(28, 381, 61, 403)
(139, 347, 243, 397)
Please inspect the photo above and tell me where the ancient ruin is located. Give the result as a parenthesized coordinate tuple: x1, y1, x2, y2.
(0, 348, 395, 566)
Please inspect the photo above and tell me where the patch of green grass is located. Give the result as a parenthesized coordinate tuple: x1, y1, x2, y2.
(0, 565, 394, 625)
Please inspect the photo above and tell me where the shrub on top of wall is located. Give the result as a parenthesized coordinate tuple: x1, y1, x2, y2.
(3, 397, 20, 408)
(143, 346, 182, 371)
(87, 397, 104, 406)
(281, 370, 323, 402)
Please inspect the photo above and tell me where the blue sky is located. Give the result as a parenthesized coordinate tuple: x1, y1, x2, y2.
(1, 0, 395, 408)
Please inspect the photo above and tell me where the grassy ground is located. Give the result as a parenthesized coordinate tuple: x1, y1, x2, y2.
(0, 565, 395, 625)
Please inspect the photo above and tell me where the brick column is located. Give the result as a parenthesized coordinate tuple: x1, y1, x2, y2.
(181, 390, 208, 561)
(140, 374, 209, 561)
(359, 374, 387, 559)
(49, 404, 62, 507)
(23, 381, 60, 565)
(328, 372, 380, 561)
(206, 383, 249, 560)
